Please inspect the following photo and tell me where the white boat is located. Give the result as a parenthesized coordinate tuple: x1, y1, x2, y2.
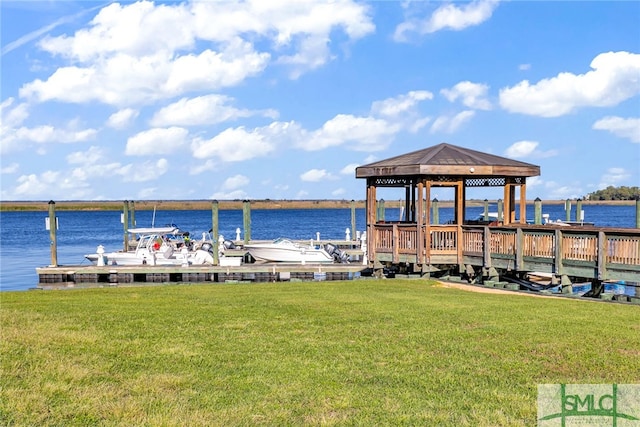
(245, 238, 349, 264)
(85, 227, 214, 266)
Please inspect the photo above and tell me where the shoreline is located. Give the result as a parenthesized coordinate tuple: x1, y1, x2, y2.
(0, 199, 635, 212)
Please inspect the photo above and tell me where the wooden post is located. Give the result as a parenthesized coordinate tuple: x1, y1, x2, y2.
(483, 199, 489, 221)
(392, 224, 399, 264)
(378, 199, 385, 222)
(129, 200, 136, 228)
(48, 200, 58, 267)
(503, 183, 511, 225)
(497, 199, 503, 223)
(576, 199, 583, 223)
(565, 199, 571, 222)
(123, 200, 129, 251)
(534, 197, 542, 225)
(405, 186, 411, 221)
(597, 231, 606, 281)
(350, 200, 356, 241)
(368, 182, 376, 266)
(212, 200, 219, 265)
(515, 228, 523, 270)
(243, 200, 251, 244)
(432, 198, 439, 225)
(410, 183, 416, 222)
(417, 181, 424, 265)
(483, 226, 491, 268)
(554, 229, 563, 276)
(519, 183, 526, 224)
(636, 199, 640, 229)
(459, 181, 466, 224)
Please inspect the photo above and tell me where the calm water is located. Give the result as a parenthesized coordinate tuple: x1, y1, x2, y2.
(1, 204, 637, 292)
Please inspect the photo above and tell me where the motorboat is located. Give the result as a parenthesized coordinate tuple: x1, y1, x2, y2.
(245, 238, 349, 264)
(85, 227, 214, 266)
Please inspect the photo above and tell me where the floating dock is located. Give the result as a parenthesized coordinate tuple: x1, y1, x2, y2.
(36, 262, 369, 289)
(36, 240, 369, 289)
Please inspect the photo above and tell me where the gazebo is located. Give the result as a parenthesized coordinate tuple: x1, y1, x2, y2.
(355, 143, 540, 272)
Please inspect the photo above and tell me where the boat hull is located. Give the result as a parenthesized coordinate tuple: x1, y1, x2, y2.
(245, 243, 334, 263)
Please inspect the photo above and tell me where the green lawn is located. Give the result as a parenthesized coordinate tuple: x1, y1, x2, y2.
(1, 280, 638, 426)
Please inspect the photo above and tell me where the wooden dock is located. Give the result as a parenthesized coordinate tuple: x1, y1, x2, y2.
(370, 222, 640, 283)
(35, 239, 369, 289)
(36, 262, 368, 289)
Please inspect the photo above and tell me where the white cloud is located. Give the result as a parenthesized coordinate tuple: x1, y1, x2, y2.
(210, 189, 249, 200)
(593, 116, 640, 143)
(1, 163, 19, 174)
(221, 174, 250, 191)
(332, 188, 346, 196)
(191, 121, 295, 162)
(107, 108, 139, 129)
(301, 115, 400, 152)
(394, 0, 499, 42)
(499, 51, 640, 117)
(125, 127, 188, 156)
(295, 88, 434, 152)
(300, 169, 332, 182)
(67, 146, 105, 165)
(519, 63, 531, 71)
(504, 140, 558, 159)
(20, 1, 374, 106)
(1, 98, 29, 127)
(340, 163, 359, 175)
(123, 158, 169, 182)
(189, 159, 216, 176)
(150, 94, 277, 127)
(11, 170, 92, 199)
(598, 167, 630, 189)
(370, 90, 433, 117)
(1, 98, 98, 154)
(430, 110, 475, 134)
(441, 81, 492, 110)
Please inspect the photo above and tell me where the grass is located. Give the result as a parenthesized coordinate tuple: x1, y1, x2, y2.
(1, 280, 639, 426)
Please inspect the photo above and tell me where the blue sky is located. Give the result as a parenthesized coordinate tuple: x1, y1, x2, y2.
(1, 0, 639, 202)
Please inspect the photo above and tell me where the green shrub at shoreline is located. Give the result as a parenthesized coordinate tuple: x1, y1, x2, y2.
(1, 280, 638, 426)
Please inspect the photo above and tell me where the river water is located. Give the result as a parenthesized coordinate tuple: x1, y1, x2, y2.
(1, 204, 637, 292)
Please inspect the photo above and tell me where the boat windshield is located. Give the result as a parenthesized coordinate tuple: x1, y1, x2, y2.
(273, 237, 293, 244)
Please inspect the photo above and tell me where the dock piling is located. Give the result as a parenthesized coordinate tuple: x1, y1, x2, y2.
(351, 200, 356, 241)
(243, 200, 251, 244)
(534, 197, 542, 225)
(129, 201, 136, 227)
(212, 200, 219, 265)
(47, 200, 58, 267)
(123, 200, 129, 251)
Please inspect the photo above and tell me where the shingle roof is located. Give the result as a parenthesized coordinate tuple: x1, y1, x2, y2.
(355, 143, 540, 178)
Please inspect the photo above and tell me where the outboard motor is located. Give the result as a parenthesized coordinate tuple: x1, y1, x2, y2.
(325, 243, 350, 263)
(223, 240, 236, 250)
(200, 242, 214, 254)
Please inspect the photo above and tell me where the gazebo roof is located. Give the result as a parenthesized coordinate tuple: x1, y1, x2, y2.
(355, 142, 540, 178)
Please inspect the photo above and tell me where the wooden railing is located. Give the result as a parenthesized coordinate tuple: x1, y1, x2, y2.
(370, 222, 640, 281)
(430, 226, 458, 254)
(607, 235, 640, 265)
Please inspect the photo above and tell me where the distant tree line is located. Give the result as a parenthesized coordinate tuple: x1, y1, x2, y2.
(587, 186, 640, 201)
